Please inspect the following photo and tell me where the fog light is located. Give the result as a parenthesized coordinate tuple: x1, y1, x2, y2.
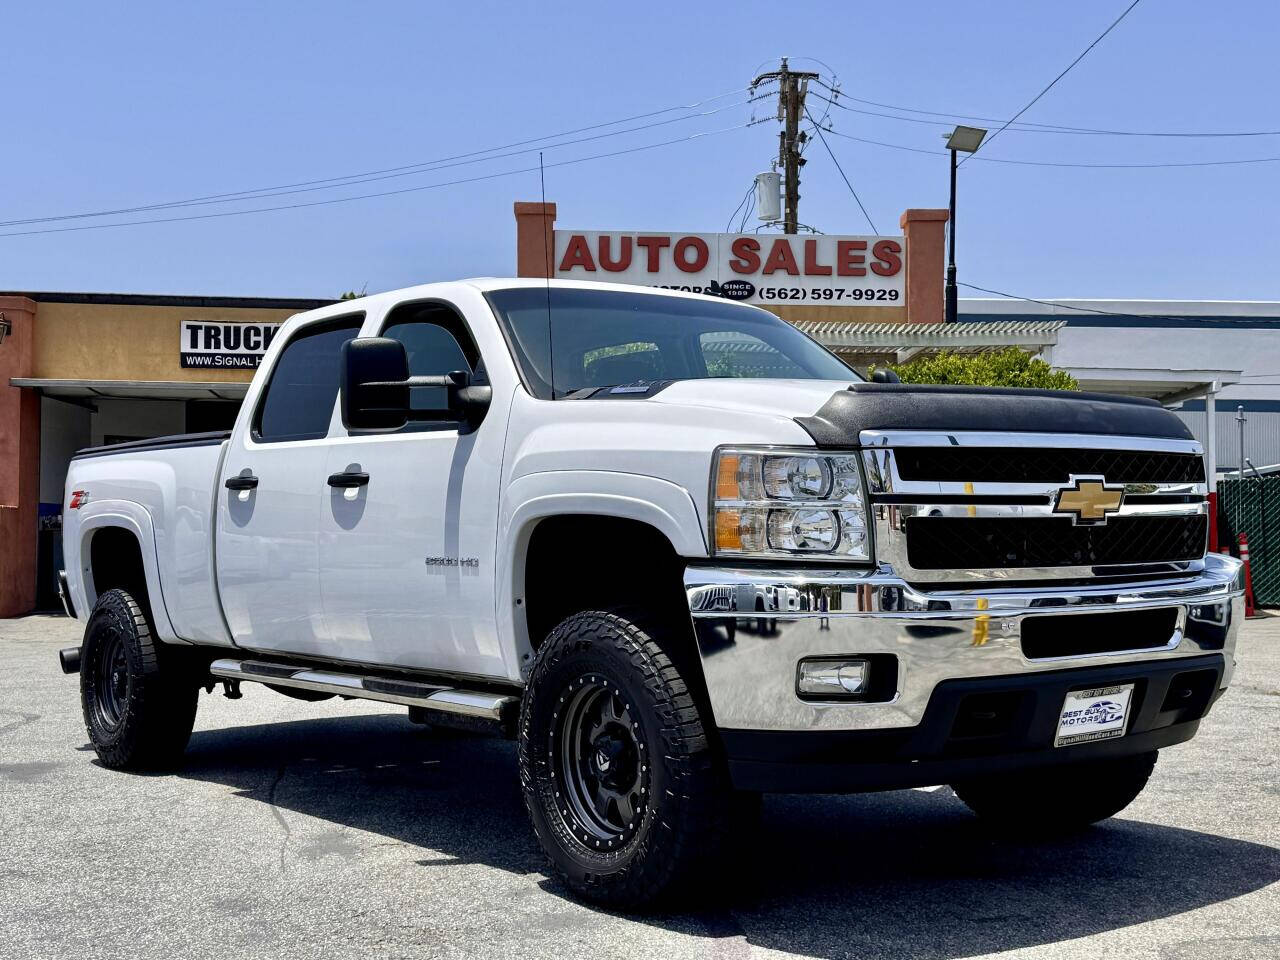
(797, 659, 868, 698)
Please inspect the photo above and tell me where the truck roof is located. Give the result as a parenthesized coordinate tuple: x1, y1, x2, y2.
(280, 277, 748, 332)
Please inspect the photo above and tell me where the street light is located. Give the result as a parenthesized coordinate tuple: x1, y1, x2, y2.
(943, 125, 987, 324)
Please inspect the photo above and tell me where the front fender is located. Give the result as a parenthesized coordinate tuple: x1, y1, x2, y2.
(497, 470, 707, 673)
(71, 500, 182, 644)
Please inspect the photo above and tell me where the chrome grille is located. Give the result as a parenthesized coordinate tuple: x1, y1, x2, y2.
(861, 431, 1209, 583)
(893, 447, 1205, 484)
(904, 515, 1207, 570)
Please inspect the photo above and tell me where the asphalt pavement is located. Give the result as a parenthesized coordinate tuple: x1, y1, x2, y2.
(2, 613, 1278, 960)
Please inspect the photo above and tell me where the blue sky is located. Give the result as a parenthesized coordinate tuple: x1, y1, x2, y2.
(2, 1, 1277, 301)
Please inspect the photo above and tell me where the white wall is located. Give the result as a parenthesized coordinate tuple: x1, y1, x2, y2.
(1176, 409, 1280, 474)
(39, 397, 91, 505)
(39, 397, 189, 507)
(1051, 323, 1280, 471)
(1050, 324, 1280, 407)
(961, 299, 1280, 472)
(89, 399, 186, 447)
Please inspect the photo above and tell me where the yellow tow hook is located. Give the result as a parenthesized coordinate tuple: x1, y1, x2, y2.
(972, 596, 990, 646)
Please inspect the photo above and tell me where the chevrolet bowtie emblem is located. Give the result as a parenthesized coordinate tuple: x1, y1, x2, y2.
(1053, 476, 1124, 524)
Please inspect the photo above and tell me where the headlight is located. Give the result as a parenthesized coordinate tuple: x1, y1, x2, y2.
(711, 447, 871, 560)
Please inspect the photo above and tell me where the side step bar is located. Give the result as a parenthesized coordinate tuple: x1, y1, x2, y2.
(209, 658, 519, 732)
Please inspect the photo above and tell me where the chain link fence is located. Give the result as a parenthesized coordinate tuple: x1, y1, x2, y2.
(1218, 477, 1280, 607)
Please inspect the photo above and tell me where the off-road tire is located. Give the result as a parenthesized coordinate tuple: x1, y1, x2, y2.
(80, 588, 199, 770)
(518, 610, 730, 909)
(952, 750, 1158, 833)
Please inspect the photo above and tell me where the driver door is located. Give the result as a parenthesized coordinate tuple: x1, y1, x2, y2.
(316, 300, 506, 677)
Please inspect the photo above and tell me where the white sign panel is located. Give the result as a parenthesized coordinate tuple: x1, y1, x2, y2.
(553, 231, 905, 306)
(180, 320, 283, 370)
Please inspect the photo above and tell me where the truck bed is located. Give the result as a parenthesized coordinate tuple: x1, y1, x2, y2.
(63, 431, 232, 647)
(71, 430, 232, 460)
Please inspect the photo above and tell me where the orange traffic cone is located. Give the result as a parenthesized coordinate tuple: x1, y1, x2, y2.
(1239, 533, 1256, 617)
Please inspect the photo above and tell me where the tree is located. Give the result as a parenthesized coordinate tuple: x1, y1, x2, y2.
(885, 348, 1078, 390)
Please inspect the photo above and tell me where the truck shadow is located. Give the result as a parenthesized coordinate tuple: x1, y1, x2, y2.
(179, 713, 1280, 960)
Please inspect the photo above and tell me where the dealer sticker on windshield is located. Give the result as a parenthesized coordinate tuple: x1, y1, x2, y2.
(1055, 683, 1135, 747)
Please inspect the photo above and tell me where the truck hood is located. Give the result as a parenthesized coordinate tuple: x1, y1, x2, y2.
(646, 379, 859, 421)
(644, 379, 1195, 444)
(797, 383, 1195, 444)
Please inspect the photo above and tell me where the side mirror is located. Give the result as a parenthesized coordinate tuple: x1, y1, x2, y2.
(341, 336, 494, 433)
(342, 337, 412, 432)
(871, 368, 902, 384)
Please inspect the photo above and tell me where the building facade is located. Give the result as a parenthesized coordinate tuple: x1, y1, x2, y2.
(1, 200, 1276, 616)
(959, 298, 1280, 474)
(0, 292, 330, 615)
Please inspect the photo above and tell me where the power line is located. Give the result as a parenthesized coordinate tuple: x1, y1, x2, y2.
(805, 107, 878, 232)
(725, 182, 754, 232)
(809, 78, 1280, 138)
(0, 121, 760, 239)
(960, 153, 1280, 169)
(961, 0, 1144, 165)
(0, 86, 768, 228)
(822, 127, 1280, 168)
(958, 282, 1216, 324)
(738, 189, 756, 233)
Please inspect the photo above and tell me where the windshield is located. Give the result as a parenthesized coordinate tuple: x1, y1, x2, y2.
(486, 286, 858, 399)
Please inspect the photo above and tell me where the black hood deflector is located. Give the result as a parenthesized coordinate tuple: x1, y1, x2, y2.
(795, 383, 1194, 447)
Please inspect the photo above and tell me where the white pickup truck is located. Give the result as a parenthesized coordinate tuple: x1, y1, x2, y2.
(58, 278, 1243, 907)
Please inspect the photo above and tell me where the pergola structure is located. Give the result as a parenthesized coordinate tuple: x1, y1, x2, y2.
(791, 319, 1066, 369)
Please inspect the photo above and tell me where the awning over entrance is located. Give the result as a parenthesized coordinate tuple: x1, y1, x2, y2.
(11, 378, 249, 401)
(790, 319, 1065, 367)
(1059, 367, 1241, 406)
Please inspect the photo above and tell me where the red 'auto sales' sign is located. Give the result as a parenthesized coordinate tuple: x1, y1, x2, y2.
(552, 231, 905, 306)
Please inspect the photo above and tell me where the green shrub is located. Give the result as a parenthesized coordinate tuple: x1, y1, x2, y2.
(884, 348, 1078, 390)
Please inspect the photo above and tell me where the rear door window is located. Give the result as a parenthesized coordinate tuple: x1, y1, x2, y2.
(254, 317, 364, 442)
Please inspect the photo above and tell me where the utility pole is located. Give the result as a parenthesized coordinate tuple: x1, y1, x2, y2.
(1237, 405, 1247, 479)
(753, 58, 819, 234)
(946, 147, 958, 324)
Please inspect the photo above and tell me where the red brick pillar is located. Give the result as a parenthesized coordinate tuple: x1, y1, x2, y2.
(900, 209, 949, 324)
(0, 297, 40, 617)
(515, 201, 556, 278)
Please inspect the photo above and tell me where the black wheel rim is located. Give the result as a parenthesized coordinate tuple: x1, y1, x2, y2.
(550, 675, 648, 849)
(94, 626, 130, 730)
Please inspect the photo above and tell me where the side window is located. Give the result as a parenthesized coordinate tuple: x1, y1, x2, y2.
(254, 317, 364, 442)
(381, 304, 480, 422)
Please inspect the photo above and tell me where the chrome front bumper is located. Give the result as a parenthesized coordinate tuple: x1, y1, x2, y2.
(685, 553, 1244, 733)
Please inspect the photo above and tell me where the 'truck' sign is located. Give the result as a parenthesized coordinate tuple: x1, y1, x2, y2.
(180, 320, 283, 369)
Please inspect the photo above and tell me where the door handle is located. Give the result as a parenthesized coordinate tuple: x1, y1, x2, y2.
(224, 474, 259, 491)
(327, 471, 370, 489)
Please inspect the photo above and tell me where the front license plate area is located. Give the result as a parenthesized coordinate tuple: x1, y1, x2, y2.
(1055, 683, 1135, 747)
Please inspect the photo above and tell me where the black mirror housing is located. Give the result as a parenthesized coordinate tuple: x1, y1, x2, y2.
(342, 337, 411, 432)
(871, 368, 902, 384)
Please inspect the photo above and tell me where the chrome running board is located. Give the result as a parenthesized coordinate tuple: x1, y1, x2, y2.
(209, 658, 518, 727)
